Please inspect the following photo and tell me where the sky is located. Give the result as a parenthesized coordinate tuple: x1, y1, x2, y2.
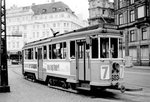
(6, 0, 114, 20)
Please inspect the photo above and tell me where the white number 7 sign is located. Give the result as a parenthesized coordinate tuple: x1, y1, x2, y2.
(100, 66, 110, 80)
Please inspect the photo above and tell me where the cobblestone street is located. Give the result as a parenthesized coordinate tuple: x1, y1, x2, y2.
(0, 65, 150, 102)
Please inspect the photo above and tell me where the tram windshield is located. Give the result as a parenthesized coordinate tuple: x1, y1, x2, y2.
(100, 37, 120, 58)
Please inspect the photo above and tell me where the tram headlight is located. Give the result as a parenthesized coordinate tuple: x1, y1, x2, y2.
(112, 62, 120, 73)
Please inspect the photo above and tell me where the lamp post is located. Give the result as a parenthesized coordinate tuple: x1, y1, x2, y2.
(0, 0, 10, 92)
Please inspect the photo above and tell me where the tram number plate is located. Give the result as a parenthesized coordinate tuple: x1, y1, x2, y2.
(112, 74, 119, 81)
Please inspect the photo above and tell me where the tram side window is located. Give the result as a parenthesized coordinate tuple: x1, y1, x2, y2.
(25, 48, 33, 59)
(92, 38, 98, 58)
(78, 42, 84, 59)
(35, 47, 37, 59)
(52, 44, 56, 59)
(110, 38, 118, 58)
(51, 42, 67, 59)
(62, 42, 67, 59)
(100, 38, 109, 58)
(119, 39, 123, 58)
(70, 41, 75, 59)
(49, 45, 52, 59)
(43, 46, 47, 59)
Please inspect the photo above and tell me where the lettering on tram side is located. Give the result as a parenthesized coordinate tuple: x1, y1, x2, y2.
(24, 63, 37, 70)
(47, 64, 60, 71)
(45, 62, 71, 75)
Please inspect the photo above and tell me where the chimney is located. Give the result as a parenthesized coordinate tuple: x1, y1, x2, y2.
(51, 0, 55, 3)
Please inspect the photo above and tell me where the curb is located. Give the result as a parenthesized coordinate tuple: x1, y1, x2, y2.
(125, 88, 143, 91)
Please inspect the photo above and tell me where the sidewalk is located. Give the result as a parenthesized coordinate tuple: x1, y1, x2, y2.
(131, 66, 150, 70)
(126, 65, 150, 70)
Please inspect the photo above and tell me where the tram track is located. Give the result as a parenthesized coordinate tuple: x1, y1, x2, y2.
(9, 65, 150, 99)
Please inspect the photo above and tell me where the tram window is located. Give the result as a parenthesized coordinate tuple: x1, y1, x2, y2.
(25, 48, 33, 59)
(119, 39, 123, 58)
(62, 42, 67, 59)
(49, 45, 52, 59)
(100, 38, 109, 58)
(70, 41, 75, 59)
(25, 49, 28, 59)
(43, 46, 47, 59)
(35, 47, 37, 59)
(92, 38, 98, 58)
(78, 43, 84, 59)
(110, 38, 118, 58)
(51, 42, 67, 59)
(56, 43, 62, 59)
(86, 44, 90, 50)
(52, 44, 56, 59)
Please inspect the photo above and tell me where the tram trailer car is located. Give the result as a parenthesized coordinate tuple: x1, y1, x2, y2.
(22, 24, 125, 93)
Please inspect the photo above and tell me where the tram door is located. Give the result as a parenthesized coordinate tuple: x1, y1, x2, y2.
(37, 48, 43, 80)
(76, 40, 90, 81)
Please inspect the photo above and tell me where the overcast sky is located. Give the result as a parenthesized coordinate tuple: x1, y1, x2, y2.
(6, 0, 114, 20)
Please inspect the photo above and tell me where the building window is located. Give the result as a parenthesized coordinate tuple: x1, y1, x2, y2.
(102, 9, 105, 15)
(130, 30, 136, 42)
(119, 14, 123, 25)
(142, 27, 148, 40)
(33, 32, 35, 38)
(137, 6, 145, 18)
(43, 32, 45, 37)
(130, 0, 134, 4)
(52, 7, 57, 12)
(130, 10, 135, 22)
(53, 23, 56, 27)
(119, 0, 123, 8)
(37, 32, 39, 38)
(42, 9, 47, 13)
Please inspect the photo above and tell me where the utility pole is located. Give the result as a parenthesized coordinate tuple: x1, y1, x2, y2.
(0, 0, 10, 92)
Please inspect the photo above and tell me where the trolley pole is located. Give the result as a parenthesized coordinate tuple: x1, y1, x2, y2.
(0, 0, 10, 92)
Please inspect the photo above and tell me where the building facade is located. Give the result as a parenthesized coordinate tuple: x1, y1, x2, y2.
(6, 1, 88, 60)
(88, 0, 115, 25)
(114, 0, 150, 66)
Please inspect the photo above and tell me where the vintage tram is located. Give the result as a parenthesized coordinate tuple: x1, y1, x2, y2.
(22, 24, 125, 93)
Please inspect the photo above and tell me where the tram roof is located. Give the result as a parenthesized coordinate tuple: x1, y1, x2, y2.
(23, 23, 122, 48)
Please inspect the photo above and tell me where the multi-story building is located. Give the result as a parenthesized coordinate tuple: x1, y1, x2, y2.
(6, 1, 88, 61)
(114, 0, 150, 66)
(88, 0, 114, 25)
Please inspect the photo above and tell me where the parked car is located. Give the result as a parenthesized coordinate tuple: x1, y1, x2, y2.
(11, 59, 19, 64)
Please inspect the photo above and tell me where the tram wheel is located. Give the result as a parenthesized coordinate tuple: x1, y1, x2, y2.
(90, 86, 97, 93)
(31, 75, 36, 82)
(120, 85, 125, 93)
(61, 81, 68, 89)
(68, 83, 76, 90)
(48, 78, 53, 86)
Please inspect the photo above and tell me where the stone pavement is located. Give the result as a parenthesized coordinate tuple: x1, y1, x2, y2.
(7, 64, 149, 92)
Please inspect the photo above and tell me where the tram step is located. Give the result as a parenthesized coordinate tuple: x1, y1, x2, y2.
(76, 87, 90, 91)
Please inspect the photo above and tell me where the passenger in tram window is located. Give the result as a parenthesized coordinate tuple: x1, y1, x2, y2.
(71, 55, 75, 59)
(110, 38, 118, 58)
(53, 49, 57, 59)
(110, 47, 114, 58)
(57, 49, 62, 59)
(100, 38, 109, 58)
